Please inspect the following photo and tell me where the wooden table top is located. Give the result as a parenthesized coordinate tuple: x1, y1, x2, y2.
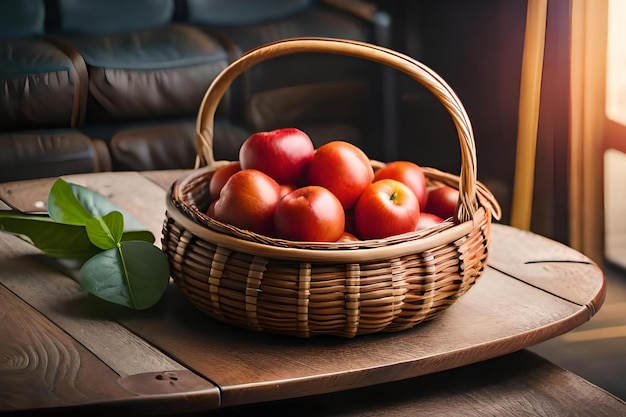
(0, 170, 623, 416)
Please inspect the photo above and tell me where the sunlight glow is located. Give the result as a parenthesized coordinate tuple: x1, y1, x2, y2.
(606, 0, 626, 125)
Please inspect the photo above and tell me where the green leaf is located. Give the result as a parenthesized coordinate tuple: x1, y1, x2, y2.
(121, 230, 156, 243)
(86, 211, 124, 250)
(47, 179, 93, 225)
(48, 179, 156, 243)
(79, 241, 170, 310)
(2, 178, 167, 310)
(0, 211, 100, 260)
(66, 181, 155, 240)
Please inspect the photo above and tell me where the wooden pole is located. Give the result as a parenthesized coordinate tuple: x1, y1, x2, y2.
(510, 0, 548, 230)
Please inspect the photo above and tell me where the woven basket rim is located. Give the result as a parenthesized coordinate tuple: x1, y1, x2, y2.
(166, 194, 486, 263)
(168, 162, 482, 244)
(166, 163, 494, 262)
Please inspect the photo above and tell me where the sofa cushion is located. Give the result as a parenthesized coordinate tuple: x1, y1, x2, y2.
(65, 24, 224, 70)
(0, 0, 45, 40)
(57, 0, 175, 35)
(245, 80, 368, 132)
(0, 130, 109, 182)
(0, 39, 84, 129)
(185, 0, 313, 26)
(205, 7, 370, 58)
(202, 6, 377, 143)
(245, 81, 367, 151)
(109, 120, 250, 171)
(62, 24, 229, 122)
(200, 6, 374, 96)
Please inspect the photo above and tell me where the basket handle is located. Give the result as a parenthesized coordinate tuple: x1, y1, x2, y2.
(195, 37, 480, 222)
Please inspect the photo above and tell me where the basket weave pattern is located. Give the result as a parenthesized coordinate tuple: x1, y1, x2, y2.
(162, 38, 501, 338)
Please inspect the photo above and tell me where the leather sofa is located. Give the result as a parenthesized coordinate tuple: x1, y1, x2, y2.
(0, 0, 392, 182)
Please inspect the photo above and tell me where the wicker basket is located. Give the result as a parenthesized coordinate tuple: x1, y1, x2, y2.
(162, 38, 502, 338)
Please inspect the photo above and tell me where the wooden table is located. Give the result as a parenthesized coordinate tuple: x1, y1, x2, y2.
(0, 170, 624, 416)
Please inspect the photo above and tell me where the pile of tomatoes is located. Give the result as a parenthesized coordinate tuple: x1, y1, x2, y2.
(207, 128, 459, 242)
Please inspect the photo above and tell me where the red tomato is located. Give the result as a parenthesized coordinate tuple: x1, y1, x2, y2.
(424, 185, 459, 220)
(279, 184, 296, 199)
(306, 141, 374, 210)
(415, 212, 444, 231)
(337, 231, 360, 242)
(239, 127, 314, 185)
(274, 186, 345, 242)
(207, 200, 217, 217)
(209, 161, 241, 201)
(354, 179, 420, 240)
(373, 161, 428, 210)
(212, 169, 282, 236)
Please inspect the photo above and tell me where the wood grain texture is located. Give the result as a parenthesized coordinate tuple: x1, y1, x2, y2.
(0, 171, 610, 414)
(0, 177, 56, 212)
(221, 349, 626, 417)
(0, 234, 220, 412)
(0, 285, 137, 411)
(117, 265, 593, 408)
(0, 236, 187, 376)
(489, 225, 606, 311)
(140, 169, 191, 191)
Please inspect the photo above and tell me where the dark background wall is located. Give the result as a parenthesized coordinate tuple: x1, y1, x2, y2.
(370, 0, 529, 226)
(371, 0, 571, 243)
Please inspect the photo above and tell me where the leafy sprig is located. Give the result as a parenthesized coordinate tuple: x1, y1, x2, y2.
(0, 178, 169, 310)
